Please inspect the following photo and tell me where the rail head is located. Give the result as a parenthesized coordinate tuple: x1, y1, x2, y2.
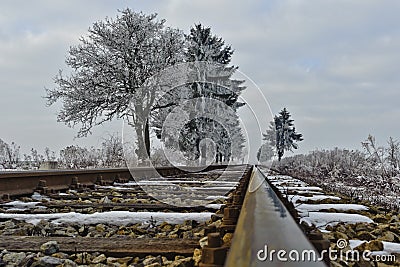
(225, 167, 327, 267)
(0, 164, 239, 178)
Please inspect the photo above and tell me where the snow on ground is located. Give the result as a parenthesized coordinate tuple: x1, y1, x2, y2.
(349, 240, 400, 254)
(204, 181, 239, 185)
(1, 200, 47, 211)
(137, 181, 176, 186)
(114, 180, 238, 186)
(263, 170, 400, 259)
(271, 180, 306, 187)
(284, 190, 325, 195)
(189, 186, 235, 191)
(288, 195, 341, 204)
(263, 171, 374, 230)
(0, 211, 214, 226)
(205, 195, 229, 200)
(349, 239, 365, 249)
(95, 185, 141, 191)
(296, 204, 369, 213)
(267, 175, 296, 181)
(205, 204, 223, 209)
(31, 192, 50, 201)
(3, 201, 41, 208)
(276, 186, 323, 191)
(382, 241, 400, 253)
(300, 212, 373, 229)
(268, 175, 324, 196)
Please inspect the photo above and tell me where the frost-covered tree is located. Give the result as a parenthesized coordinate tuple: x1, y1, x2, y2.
(58, 133, 126, 169)
(100, 133, 124, 167)
(361, 135, 400, 179)
(153, 24, 246, 164)
(386, 137, 400, 177)
(362, 134, 387, 178)
(257, 142, 275, 163)
(151, 147, 171, 166)
(258, 120, 278, 162)
(186, 24, 233, 64)
(30, 148, 44, 168)
(59, 145, 90, 169)
(186, 24, 245, 164)
(46, 9, 185, 163)
(3, 141, 20, 168)
(263, 120, 277, 149)
(0, 139, 7, 168)
(0, 140, 24, 169)
(265, 108, 303, 161)
(44, 147, 56, 161)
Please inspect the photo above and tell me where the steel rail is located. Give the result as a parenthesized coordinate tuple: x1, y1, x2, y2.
(0, 165, 233, 197)
(225, 167, 327, 267)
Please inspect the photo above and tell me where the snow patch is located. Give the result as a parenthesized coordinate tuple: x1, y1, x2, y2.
(277, 186, 323, 191)
(297, 204, 368, 213)
(205, 204, 223, 209)
(288, 195, 341, 204)
(0, 211, 214, 226)
(300, 212, 373, 229)
(3, 201, 41, 208)
(349, 240, 400, 254)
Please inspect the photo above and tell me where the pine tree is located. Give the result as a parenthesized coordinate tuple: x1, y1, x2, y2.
(263, 108, 303, 161)
(185, 24, 245, 164)
(152, 24, 246, 164)
(186, 24, 233, 64)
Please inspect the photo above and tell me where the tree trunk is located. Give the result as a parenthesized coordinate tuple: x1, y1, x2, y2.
(135, 125, 147, 165)
(200, 143, 206, 166)
(145, 118, 150, 158)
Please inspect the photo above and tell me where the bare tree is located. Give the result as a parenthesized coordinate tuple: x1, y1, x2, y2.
(362, 134, 388, 179)
(100, 133, 124, 167)
(30, 148, 44, 169)
(3, 141, 20, 168)
(386, 137, 400, 177)
(59, 145, 90, 169)
(44, 147, 56, 161)
(0, 139, 7, 168)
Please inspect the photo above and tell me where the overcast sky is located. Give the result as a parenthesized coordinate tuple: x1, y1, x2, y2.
(1, 0, 400, 159)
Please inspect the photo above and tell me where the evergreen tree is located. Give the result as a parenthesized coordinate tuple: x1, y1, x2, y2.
(186, 24, 233, 64)
(152, 24, 246, 164)
(185, 24, 245, 164)
(263, 108, 303, 161)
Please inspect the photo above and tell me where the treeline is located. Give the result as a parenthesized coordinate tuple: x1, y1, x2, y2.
(276, 135, 400, 180)
(275, 135, 400, 211)
(0, 134, 128, 170)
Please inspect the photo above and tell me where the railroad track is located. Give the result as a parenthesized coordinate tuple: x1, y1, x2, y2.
(0, 165, 326, 267)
